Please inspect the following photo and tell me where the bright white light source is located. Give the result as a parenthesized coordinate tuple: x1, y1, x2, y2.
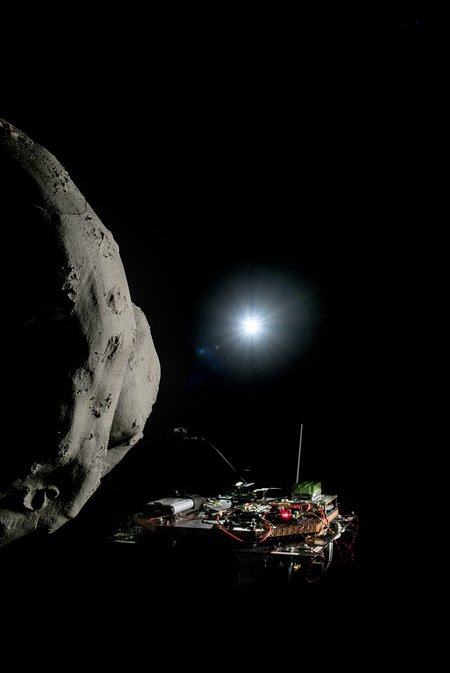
(242, 317, 262, 336)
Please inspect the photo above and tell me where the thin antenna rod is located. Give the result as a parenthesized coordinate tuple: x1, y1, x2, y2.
(295, 423, 304, 483)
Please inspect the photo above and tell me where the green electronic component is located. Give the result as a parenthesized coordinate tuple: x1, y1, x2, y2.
(291, 480, 322, 498)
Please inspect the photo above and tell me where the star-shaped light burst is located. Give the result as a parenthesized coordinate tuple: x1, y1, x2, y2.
(241, 315, 263, 337)
(195, 267, 312, 376)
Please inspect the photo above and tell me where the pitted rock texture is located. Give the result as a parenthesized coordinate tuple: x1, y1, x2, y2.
(0, 118, 160, 546)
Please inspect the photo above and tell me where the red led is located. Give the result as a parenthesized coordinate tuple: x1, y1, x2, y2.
(279, 507, 292, 520)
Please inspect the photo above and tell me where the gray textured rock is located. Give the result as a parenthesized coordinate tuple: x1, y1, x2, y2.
(0, 118, 160, 546)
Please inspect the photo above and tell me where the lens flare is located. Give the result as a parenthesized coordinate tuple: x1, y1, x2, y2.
(242, 317, 262, 336)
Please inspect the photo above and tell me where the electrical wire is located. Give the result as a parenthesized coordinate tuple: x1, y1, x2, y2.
(334, 515, 359, 562)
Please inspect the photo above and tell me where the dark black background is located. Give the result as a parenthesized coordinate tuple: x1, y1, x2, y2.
(0, 6, 441, 633)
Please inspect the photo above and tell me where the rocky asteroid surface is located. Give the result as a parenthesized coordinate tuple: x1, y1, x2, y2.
(0, 118, 160, 547)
